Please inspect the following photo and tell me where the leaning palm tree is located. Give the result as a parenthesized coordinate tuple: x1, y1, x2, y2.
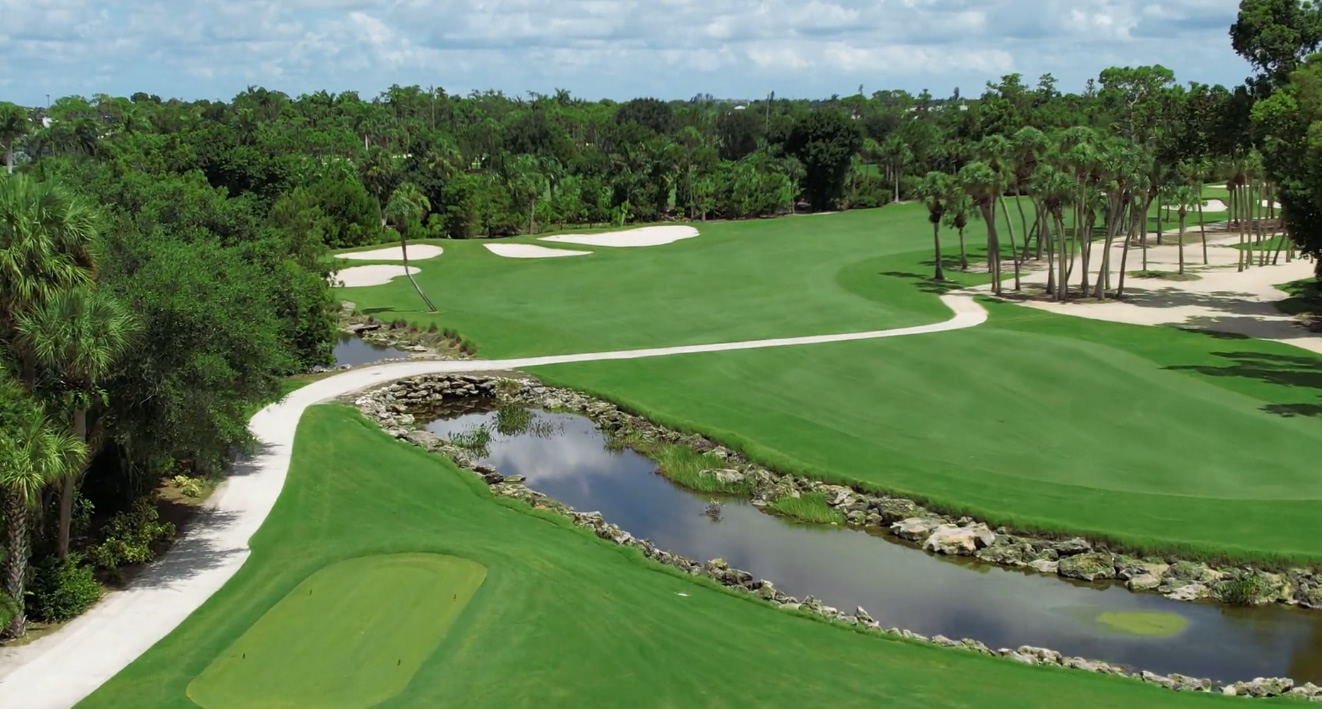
(17, 286, 137, 558)
(0, 374, 85, 638)
(383, 182, 437, 312)
(916, 172, 953, 281)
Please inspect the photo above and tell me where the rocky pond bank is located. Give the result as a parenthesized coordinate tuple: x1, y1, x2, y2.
(349, 372, 1322, 700)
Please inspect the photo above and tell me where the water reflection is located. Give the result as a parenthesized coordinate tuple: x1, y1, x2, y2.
(427, 409, 1322, 683)
(333, 333, 410, 367)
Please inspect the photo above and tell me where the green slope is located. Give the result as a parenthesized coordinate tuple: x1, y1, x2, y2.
(80, 407, 1226, 708)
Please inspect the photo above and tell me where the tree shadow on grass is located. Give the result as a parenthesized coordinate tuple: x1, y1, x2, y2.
(361, 307, 395, 315)
(1166, 348, 1322, 419)
(878, 270, 966, 296)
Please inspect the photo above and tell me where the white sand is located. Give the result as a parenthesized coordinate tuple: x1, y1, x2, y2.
(1202, 199, 1228, 212)
(983, 226, 1321, 355)
(0, 293, 987, 709)
(540, 225, 699, 248)
(333, 265, 420, 287)
(337, 245, 444, 261)
(483, 243, 591, 259)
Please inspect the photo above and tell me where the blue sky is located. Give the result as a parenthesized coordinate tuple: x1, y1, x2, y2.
(0, 0, 1252, 105)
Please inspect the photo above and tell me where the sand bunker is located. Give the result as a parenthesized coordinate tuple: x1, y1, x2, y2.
(540, 225, 698, 248)
(337, 245, 444, 261)
(334, 265, 420, 287)
(1202, 199, 1228, 212)
(484, 244, 591, 259)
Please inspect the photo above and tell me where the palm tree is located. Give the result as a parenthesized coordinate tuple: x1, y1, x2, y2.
(0, 374, 85, 638)
(958, 161, 1002, 295)
(942, 193, 972, 272)
(383, 182, 437, 312)
(916, 172, 953, 280)
(1029, 165, 1075, 300)
(1170, 185, 1198, 276)
(16, 287, 136, 558)
(0, 177, 99, 377)
(880, 135, 912, 204)
(0, 102, 31, 175)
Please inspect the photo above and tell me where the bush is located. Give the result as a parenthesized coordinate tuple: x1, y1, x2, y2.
(847, 174, 893, 210)
(172, 475, 204, 498)
(0, 592, 17, 630)
(771, 492, 845, 525)
(1217, 574, 1274, 606)
(27, 555, 103, 622)
(87, 498, 176, 579)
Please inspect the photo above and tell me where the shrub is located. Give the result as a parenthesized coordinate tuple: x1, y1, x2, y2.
(27, 555, 103, 622)
(427, 323, 439, 334)
(459, 340, 476, 355)
(0, 592, 17, 630)
(1217, 574, 1274, 606)
(172, 475, 204, 498)
(771, 492, 845, 525)
(88, 498, 176, 580)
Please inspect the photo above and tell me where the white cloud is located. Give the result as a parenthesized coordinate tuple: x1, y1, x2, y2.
(0, 0, 1252, 103)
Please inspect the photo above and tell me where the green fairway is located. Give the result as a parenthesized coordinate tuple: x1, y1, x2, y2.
(81, 407, 1222, 708)
(188, 553, 485, 709)
(333, 206, 993, 357)
(335, 202, 1322, 563)
(531, 303, 1322, 563)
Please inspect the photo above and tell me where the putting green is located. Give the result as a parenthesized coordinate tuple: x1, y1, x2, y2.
(187, 553, 486, 709)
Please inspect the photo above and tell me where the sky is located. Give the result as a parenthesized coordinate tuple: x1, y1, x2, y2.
(0, 0, 1253, 105)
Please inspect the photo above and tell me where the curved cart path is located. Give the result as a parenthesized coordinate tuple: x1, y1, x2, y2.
(0, 294, 986, 709)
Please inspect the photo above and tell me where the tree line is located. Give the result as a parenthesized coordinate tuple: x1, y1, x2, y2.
(1, 0, 1319, 639)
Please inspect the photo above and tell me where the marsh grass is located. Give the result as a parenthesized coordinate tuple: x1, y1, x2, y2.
(770, 493, 845, 525)
(652, 446, 755, 495)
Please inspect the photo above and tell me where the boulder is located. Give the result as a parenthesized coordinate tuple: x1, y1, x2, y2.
(1226, 677, 1294, 698)
(873, 497, 920, 524)
(700, 469, 746, 486)
(1051, 538, 1093, 556)
(923, 524, 996, 555)
(854, 606, 874, 624)
(1057, 552, 1117, 582)
(1028, 559, 1060, 574)
(818, 485, 855, 508)
(975, 540, 1037, 567)
(1126, 573, 1163, 592)
(1164, 583, 1210, 602)
(891, 517, 944, 542)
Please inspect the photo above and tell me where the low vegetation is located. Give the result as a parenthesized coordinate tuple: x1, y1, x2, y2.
(770, 493, 846, 525)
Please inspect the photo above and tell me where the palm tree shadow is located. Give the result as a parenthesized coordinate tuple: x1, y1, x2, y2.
(1166, 348, 1322, 418)
(879, 270, 964, 295)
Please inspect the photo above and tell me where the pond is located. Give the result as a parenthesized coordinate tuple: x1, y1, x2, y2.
(332, 333, 411, 367)
(427, 407, 1322, 684)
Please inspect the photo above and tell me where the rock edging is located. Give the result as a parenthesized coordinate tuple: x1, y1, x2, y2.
(350, 374, 1315, 701)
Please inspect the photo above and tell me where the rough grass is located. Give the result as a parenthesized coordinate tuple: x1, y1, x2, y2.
(650, 444, 755, 495)
(80, 407, 1223, 708)
(770, 493, 846, 525)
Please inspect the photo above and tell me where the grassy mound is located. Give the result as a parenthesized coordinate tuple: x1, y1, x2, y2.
(188, 553, 485, 709)
(83, 407, 1214, 708)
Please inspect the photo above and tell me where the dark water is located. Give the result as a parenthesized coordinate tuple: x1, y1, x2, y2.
(333, 333, 410, 367)
(427, 409, 1322, 684)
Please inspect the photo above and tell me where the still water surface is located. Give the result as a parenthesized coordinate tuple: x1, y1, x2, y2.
(332, 333, 410, 367)
(427, 408, 1322, 683)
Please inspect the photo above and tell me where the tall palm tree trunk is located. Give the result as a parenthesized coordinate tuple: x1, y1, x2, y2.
(1056, 214, 1069, 302)
(998, 198, 1021, 291)
(932, 223, 945, 281)
(958, 227, 968, 271)
(1116, 204, 1136, 298)
(1044, 210, 1057, 296)
(1196, 198, 1209, 265)
(1178, 211, 1187, 275)
(4, 492, 29, 638)
(56, 408, 88, 559)
(399, 233, 437, 312)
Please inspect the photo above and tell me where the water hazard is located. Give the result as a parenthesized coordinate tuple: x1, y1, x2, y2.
(427, 408, 1322, 683)
(333, 333, 411, 367)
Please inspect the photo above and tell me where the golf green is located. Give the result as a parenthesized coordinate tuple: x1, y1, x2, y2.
(187, 553, 486, 709)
